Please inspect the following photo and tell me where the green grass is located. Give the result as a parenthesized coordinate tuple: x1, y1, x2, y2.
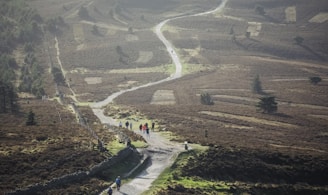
(132, 140, 148, 148)
(106, 64, 174, 74)
(106, 139, 126, 154)
(164, 63, 176, 75)
(142, 147, 231, 195)
(158, 130, 180, 141)
(175, 177, 230, 193)
(181, 63, 204, 75)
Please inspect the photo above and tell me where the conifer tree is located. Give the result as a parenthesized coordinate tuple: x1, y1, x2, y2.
(26, 110, 36, 125)
(256, 96, 277, 114)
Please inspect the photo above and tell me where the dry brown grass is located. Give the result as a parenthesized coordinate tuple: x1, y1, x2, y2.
(0, 99, 113, 193)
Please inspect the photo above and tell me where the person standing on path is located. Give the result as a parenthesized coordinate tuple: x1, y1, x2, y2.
(146, 126, 150, 138)
(115, 176, 121, 191)
(125, 121, 129, 129)
(142, 123, 147, 134)
(130, 122, 132, 130)
(151, 121, 155, 131)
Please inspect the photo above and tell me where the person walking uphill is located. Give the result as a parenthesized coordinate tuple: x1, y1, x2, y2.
(151, 121, 155, 131)
(115, 176, 121, 191)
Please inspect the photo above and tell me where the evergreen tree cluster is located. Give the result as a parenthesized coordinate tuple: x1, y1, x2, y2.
(45, 16, 66, 34)
(0, 55, 16, 83)
(0, 81, 18, 113)
(0, 0, 43, 54)
(18, 53, 45, 98)
(0, 0, 45, 99)
(52, 67, 66, 85)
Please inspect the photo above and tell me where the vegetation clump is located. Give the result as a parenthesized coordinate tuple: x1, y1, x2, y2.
(52, 67, 66, 86)
(255, 5, 265, 15)
(26, 110, 36, 125)
(200, 92, 214, 105)
(309, 76, 322, 85)
(294, 36, 304, 45)
(256, 96, 278, 114)
(0, 81, 18, 113)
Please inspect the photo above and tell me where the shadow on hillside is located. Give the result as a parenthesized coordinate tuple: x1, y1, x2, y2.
(118, 13, 133, 21)
(80, 14, 96, 22)
(249, 37, 261, 43)
(92, 30, 104, 37)
(274, 112, 292, 118)
(257, 90, 270, 96)
(263, 15, 280, 23)
(299, 44, 326, 61)
(234, 40, 248, 50)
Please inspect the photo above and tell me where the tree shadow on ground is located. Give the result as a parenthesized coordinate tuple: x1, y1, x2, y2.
(274, 112, 292, 118)
(299, 44, 326, 61)
(92, 30, 104, 37)
(263, 15, 280, 23)
(257, 90, 270, 96)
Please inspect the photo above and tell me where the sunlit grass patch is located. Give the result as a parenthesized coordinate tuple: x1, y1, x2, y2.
(176, 177, 230, 193)
(106, 139, 126, 155)
(132, 140, 148, 148)
(160, 24, 181, 34)
(144, 148, 230, 195)
(108, 64, 173, 74)
(182, 63, 210, 75)
(159, 130, 180, 141)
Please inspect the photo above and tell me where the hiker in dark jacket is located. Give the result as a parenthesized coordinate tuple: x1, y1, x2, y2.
(125, 121, 129, 128)
(115, 176, 121, 191)
(139, 124, 142, 133)
(107, 186, 113, 195)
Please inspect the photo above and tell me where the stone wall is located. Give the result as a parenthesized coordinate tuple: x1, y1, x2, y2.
(7, 147, 134, 195)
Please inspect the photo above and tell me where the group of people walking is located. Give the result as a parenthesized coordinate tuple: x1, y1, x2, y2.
(118, 121, 133, 130)
(138, 122, 155, 137)
(119, 120, 155, 133)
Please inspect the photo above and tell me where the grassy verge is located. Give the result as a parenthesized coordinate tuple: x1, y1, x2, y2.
(106, 139, 126, 154)
(142, 145, 232, 195)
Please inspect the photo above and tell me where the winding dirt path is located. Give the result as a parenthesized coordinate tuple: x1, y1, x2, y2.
(95, 1, 229, 194)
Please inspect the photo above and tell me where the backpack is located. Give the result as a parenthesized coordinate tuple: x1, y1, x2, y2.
(107, 187, 112, 194)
